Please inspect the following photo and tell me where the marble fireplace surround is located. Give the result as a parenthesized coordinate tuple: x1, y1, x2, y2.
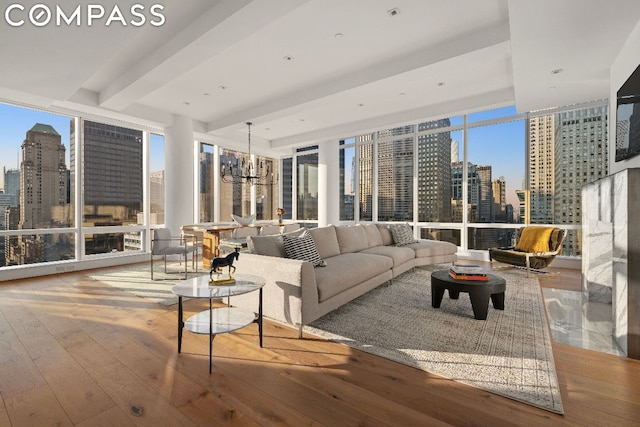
(582, 168, 640, 359)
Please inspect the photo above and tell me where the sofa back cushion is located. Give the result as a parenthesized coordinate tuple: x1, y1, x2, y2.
(335, 225, 369, 254)
(247, 227, 305, 257)
(376, 224, 394, 246)
(309, 225, 341, 259)
(362, 223, 383, 248)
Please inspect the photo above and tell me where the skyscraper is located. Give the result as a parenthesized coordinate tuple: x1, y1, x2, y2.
(19, 123, 68, 229)
(377, 125, 413, 221)
(528, 114, 555, 224)
(417, 119, 452, 223)
(3, 167, 20, 202)
(492, 176, 507, 222)
(554, 106, 608, 255)
(477, 165, 493, 222)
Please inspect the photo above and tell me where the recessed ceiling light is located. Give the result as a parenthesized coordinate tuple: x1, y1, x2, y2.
(218, 85, 227, 90)
(358, 103, 365, 107)
(387, 7, 400, 17)
(283, 55, 294, 61)
(203, 92, 211, 96)
(183, 101, 190, 105)
(399, 92, 406, 96)
(437, 82, 445, 86)
(551, 68, 563, 75)
(334, 32, 344, 39)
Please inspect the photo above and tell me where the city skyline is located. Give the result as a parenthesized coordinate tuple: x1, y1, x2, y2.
(1, 103, 527, 219)
(0, 102, 166, 188)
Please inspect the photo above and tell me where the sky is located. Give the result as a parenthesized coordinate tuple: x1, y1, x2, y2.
(1, 101, 524, 208)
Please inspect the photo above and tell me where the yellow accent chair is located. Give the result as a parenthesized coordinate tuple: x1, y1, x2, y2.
(489, 226, 566, 277)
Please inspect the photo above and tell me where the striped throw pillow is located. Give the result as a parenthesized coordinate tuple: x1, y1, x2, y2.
(283, 231, 327, 267)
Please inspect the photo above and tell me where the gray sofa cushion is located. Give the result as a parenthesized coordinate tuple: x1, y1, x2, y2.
(376, 224, 394, 246)
(362, 223, 383, 247)
(406, 240, 457, 257)
(359, 245, 415, 267)
(335, 224, 369, 254)
(247, 227, 305, 257)
(315, 253, 393, 302)
(309, 225, 341, 259)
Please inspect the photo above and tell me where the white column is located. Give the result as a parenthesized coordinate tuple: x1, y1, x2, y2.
(164, 115, 194, 234)
(319, 140, 339, 226)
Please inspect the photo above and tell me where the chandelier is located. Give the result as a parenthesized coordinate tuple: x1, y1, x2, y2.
(220, 122, 277, 186)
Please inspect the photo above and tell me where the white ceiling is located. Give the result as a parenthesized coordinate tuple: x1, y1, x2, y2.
(1, 0, 639, 156)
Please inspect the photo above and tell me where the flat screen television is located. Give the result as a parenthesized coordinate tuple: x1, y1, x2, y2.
(616, 64, 640, 162)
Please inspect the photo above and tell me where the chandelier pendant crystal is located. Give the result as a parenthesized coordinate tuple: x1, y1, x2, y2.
(220, 122, 278, 186)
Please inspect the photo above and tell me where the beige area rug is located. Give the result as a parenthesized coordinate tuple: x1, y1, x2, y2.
(88, 261, 202, 305)
(306, 265, 564, 414)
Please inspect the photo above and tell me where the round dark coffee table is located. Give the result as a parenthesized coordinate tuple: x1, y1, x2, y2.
(431, 269, 506, 320)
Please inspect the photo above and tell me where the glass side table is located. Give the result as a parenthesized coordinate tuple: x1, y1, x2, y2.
(171, 274, 265, 373)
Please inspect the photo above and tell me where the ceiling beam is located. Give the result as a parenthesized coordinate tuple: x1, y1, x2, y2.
(206, 21, 511, 134)
(98, 0, 307, 111)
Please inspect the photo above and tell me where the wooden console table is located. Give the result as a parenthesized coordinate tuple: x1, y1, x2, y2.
(201, 225, 240, 269)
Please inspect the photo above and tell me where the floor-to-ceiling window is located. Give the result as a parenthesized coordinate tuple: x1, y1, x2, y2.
(281, 157, 293, 220)
(255, 154, 279, 221)
(80, 120, 143, 255)
(199, 143, 216, 222)
(149, 133, 165, 226)
(466, 107, 525, 250)
(296, 149, 319, 221)
(0, 102, 74, 266)
(219, 147, 252, 220)
(337, 101, 607, 256)
(339, 139, 355, 221)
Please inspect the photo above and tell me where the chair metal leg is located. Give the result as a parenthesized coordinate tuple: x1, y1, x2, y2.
(184, 252, 188, 279)
(151, 255, 154, 280)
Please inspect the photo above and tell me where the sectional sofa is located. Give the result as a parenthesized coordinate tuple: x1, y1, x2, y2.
(229, 223, 458, 337)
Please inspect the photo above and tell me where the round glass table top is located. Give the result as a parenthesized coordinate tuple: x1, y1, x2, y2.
(171, 274, 265, 299)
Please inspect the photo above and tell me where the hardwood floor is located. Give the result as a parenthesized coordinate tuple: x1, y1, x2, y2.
(0, 264, 639, 426)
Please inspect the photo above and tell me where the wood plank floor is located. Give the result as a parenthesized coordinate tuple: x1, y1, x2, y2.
(0, 264, 639, 426)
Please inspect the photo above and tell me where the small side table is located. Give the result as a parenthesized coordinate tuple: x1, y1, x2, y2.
(431, 270, 506, 320)
(171, 274, 265, 373)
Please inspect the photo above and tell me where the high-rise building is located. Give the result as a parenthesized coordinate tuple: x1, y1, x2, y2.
(19, 124, 68, 229)
(72, 120, 143, 225)
(451, 140, 459, 163)
(528, 114, 555, 224)
(3, 168, 20, 202)
(451, 162, 479, 222)
(149, 170, 165, 224)
(554, 106, 608, 255)
(357, 137, 374, 221)
(477, 165, 493, 222)
(516, 189, 530, 224)
(417, 119, 452, 222)
(492, 176, 507, 222)
(199, 149, 215, 222)
(3, 206, 19, 266)
(377, 125, 413, 221)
